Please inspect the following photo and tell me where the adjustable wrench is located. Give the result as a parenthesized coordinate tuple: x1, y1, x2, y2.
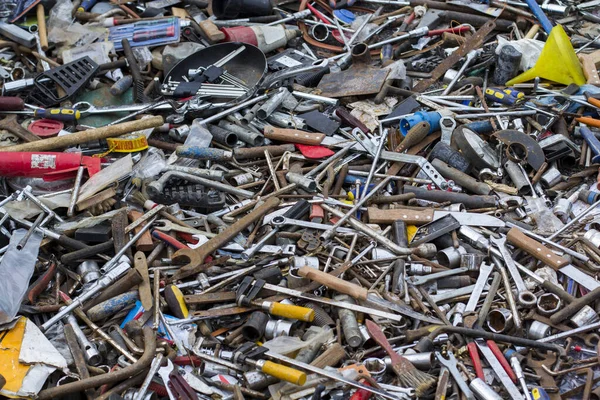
(440, 116, 456, 145)
(407, 267, 469, 286)
(435, 351, 475, 400)
(464, 263, 493, 313)
(490, 235, 537, 307)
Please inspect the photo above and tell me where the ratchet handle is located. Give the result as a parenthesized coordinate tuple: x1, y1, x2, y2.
(283, 199, 311, 220)
(297, 266, 368, 300)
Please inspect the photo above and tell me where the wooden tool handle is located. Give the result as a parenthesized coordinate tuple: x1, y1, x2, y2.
(368, 207, 434, 225)
(578, 51, 600, 86)
(264, 127, 325, 145)
(297, 266, 368, 300)
(0, 116, 164, 152)
(506, 228, 569, 270)
(198, 20, 225, 43)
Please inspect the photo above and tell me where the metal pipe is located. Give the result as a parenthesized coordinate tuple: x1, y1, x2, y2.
(454, 110, 536, 119)
(41, 258, 132, 331)
(360, 129, 389, 200)
(37, 327, 156, 400)
(68, 165, 85, 217)
(198, 94, 269, 126)
(292, 91, 339, 106)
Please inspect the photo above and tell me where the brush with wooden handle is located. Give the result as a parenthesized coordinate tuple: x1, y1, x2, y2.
(365, 319, 435, 396)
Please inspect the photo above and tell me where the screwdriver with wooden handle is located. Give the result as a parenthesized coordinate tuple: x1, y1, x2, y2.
(506, 227, 600, 291)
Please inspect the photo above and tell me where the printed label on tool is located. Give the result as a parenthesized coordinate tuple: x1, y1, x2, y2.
(31, 154, 56, 169)
(276, 56, 303, 68)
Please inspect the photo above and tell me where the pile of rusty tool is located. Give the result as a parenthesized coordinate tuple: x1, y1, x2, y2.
(0, 0, 600, 398)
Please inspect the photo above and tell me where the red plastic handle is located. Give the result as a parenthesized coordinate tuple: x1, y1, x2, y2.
(487, 340, 517, 383)
(467, 341, 485, 380)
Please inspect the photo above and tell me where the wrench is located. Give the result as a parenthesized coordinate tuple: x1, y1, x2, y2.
(188, 234, 296, 255)
(440, 116, 456, 145)
(490, 235, 537, 307)
(271, 216, 357, 234)
(475, 341, 523, 400)
(153, 219, 213, 236)
(435, 351, 475, 400)
(464, 263, 493, 313)
(407, 267, 469, 286)
(430, 284, 487, 304)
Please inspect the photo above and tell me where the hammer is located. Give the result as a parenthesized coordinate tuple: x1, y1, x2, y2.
(170, 197, 280, 282)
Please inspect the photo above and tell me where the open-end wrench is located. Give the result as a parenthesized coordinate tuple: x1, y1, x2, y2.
(153, 219, 213, 236)
(490, 235, 537, 308)
(440, 116, 456, 145)
(464, 263, 493, 313)
(407, 267, 469, 286)
(271, 215, 357, 234)
(435, 351, 475, 400)
(430, 284, 487, 304)
(475, 341, 523, 400)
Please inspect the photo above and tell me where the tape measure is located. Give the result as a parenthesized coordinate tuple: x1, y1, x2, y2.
(105, 134, 149, 153)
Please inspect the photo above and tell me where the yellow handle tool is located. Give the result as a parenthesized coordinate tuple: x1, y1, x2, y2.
(261, 301, 315, 322)
(259, 359, 307, 385)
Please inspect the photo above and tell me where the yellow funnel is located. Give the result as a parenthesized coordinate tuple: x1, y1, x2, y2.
(507, 25, 586, 86)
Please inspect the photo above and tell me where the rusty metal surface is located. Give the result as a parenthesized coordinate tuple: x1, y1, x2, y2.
(412, 20, 496, 92)
(318, 65, 390, 97)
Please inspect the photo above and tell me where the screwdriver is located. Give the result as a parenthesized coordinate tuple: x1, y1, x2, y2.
(484, 88, 523, 105)
(231, 350, 307, 385)
(241, 199, 311, 259)
(34, 108, 81, 122)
